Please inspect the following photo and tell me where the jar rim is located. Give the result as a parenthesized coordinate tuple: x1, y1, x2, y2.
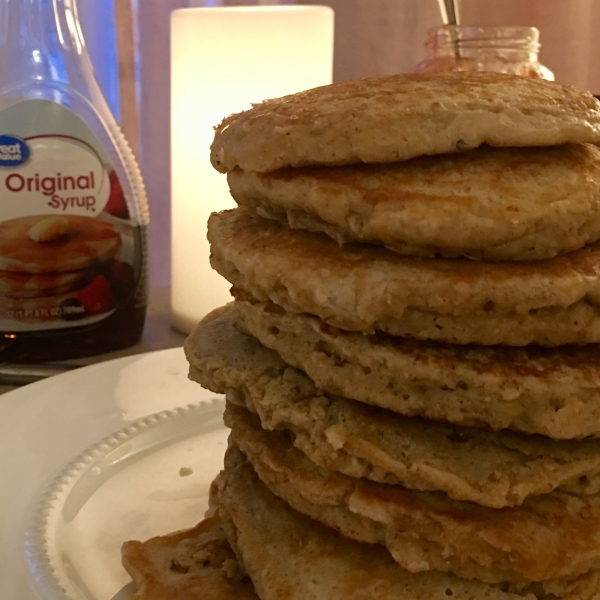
(427, 25, 541, 52)
(428, 25, 540, 39)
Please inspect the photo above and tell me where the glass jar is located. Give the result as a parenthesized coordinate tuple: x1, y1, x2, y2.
(411, 26, 554, 80)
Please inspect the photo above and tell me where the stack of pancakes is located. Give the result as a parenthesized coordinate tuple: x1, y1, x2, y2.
(123, 72, 600, 599)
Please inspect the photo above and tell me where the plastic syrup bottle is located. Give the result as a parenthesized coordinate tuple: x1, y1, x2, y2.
(0, 0, 149, 362)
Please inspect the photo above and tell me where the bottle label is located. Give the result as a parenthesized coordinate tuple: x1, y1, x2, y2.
(0, 99, 143, 332)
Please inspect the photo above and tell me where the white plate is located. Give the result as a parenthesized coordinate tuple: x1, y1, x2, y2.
(0, 348, 225, 600)
(25, 400, 227, 600)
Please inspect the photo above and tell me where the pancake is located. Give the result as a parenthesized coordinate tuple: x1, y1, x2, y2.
(208, 208, 600, 346)
(210, 72, 600, 174)
(234, 300, 600, 440)
(219, 445, 600, 600)
(227, 144, 600, 262)
(0, 214, 121, 273)
(185, 307, 600, 507)
(0, 268, 88, 298)
(121, 513, 257, 600)
(227, 403, 600, 585)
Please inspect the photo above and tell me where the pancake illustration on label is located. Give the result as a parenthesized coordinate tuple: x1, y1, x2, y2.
(0, 214, 134, 325)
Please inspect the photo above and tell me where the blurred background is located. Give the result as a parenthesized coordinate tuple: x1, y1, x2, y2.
(80, 0, 600, 291)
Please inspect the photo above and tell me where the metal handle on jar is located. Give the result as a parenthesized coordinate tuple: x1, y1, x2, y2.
(437, 0, 461, 59)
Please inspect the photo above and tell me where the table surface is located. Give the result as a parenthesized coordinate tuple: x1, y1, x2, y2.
(0, 286, 187, 395)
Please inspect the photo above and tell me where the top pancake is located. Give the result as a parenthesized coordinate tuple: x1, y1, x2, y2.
(211, 72, 600, 173)
(0, 214, 121, 273)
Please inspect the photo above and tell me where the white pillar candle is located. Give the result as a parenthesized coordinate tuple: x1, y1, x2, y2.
(170, 6, 334, 334)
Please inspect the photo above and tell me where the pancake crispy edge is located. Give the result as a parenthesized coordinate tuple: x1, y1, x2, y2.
(121, 512, 257, 600)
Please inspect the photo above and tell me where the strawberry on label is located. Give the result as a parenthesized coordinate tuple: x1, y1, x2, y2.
(78, 274, 116, 315)
(104, 169, 130, 219)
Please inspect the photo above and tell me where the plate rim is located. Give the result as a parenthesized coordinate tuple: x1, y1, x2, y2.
(23, 396, 226, 600)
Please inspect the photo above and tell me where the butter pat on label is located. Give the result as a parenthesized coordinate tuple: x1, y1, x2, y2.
(28, 215, 69, 242)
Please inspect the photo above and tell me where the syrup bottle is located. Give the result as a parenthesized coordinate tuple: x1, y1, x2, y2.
(0, 0, 149, 362)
